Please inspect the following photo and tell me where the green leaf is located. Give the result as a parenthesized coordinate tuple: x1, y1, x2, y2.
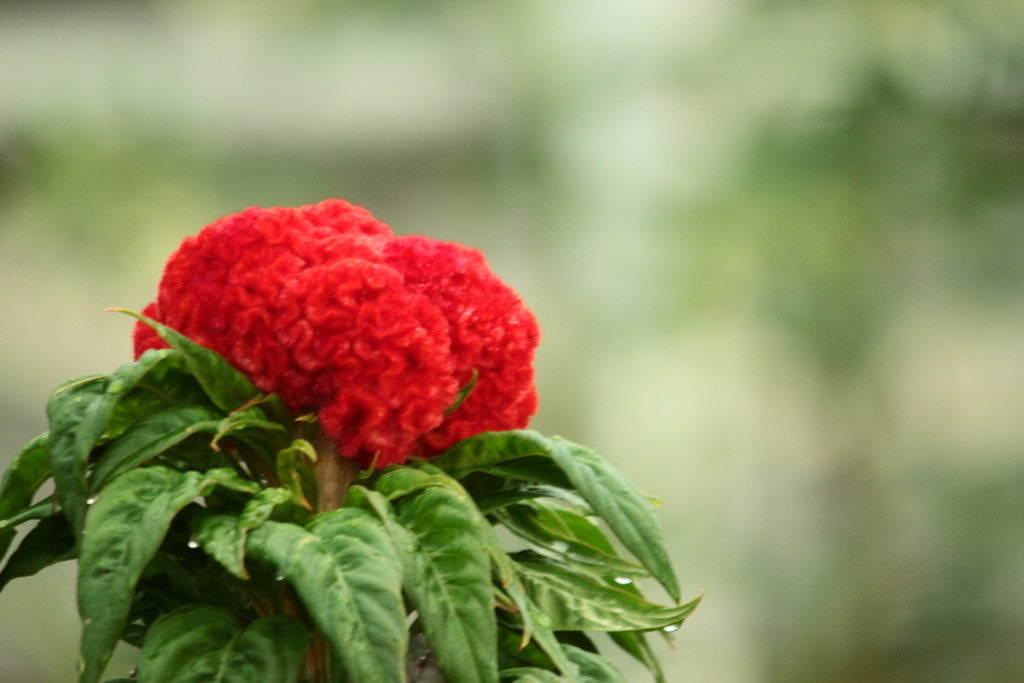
(515, 561, 700, 632)
(49, 350, 179, 543)
(0, 496, 61, 533)
(561, 646, 626, 683)
(101, 388, 173, 442)
(0, 432, 52, 562)
(431, 431, 557, 477)
(481, 457, 574, 490)
(497, 580, 534, 651)
(0, 515, 76, 592)
(245, 510, 407, 683)
(383, 462, 525, 661)
(435, 431, 679, 602)
(446, 367, 479, 415)
(396, 485, 498, 683)
(608, 631, 665, 683)
(519, 594, 579, 682)
(47, 376, 107, 545)
(347, 484, 497, 683)
(375, 466, 452, 500)
(409, 463, 519, 592)
(115, 310, 262, 413)
(474, 488, 548, 515)
(210, 406, 288, 452)
(546, 439, 680, 602)
(133, 364, 212, 409)
(137, 604, 309, 683)
(90, 405, 225, 492)
(497, 625, 552, 671)
(193, 488, 294, 580)
(274, 439, 317, 510)
(496, 501, 648, 578)
(499, 669, 569, 683)
(77, 467, 259, 683)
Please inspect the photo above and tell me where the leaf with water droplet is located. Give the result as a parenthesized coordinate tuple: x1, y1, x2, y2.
(514, 560, 700, 632)
(49, 351, 180, 545)
(77, 467, 258, 683)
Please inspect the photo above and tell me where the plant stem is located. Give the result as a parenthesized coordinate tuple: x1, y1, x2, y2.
(311, 432, 360, 513)
(305, 635, 333, 683)
(305, 432, 361, 682)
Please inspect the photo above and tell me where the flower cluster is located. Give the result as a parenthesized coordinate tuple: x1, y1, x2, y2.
(134, 199, 540, 467)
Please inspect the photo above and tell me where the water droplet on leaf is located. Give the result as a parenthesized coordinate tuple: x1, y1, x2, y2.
(86, 497, 97, 505)
(187, 539, 200, 549)
(614, 577, 632, 585)
(275, 572, 285, 581)
(663, 624, 680, 633)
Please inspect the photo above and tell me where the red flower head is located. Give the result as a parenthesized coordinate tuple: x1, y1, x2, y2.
(134, 199, 540, 467)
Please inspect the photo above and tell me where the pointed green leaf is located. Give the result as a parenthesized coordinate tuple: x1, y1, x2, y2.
(515, 561, 700, 632)
(194, 487, 294, 579)
(375, 466, 452, 500)
(431, 431, 556, 477)
(480, 457, 574, 490)
(407, 463, 519, 591)
(138, 604, 309, 683)
(211, 406, 287, 451)
(77, 467, 259, 683)
(547, 439, 679, 602)
(0, 432, 52, 562)
(496, 501, 648, 578)
(474, 488, 548, 515)
(434, 432, 679, 602)
(446, 367, 479, 415)
(102, 358, 201, 442)
(47, 376, 105, 543)
(498, 579, 533, 652)
(396, 485, 497, 683)
(245, 510, 407, 683)
(517, 591, 578, 682)
(129, 362, 212, 412)
(473, 483, 593, 517)
(0, 496, 61, 534)
(608, 631, 665, 683)
(347, 484, 497, 683)
(49, 350, 180, 543)
(275, 440, 317, 509)
(116, 310, 261, 413)
(561, 646, 627, 683)
(0, 515, 76, 592)
(90, 405, 224, 492)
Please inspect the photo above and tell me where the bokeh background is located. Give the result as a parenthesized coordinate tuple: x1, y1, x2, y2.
(3, 0, 1024, 681)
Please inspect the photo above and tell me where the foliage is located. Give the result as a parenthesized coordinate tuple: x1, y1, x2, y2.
(0, 320, 698, 683)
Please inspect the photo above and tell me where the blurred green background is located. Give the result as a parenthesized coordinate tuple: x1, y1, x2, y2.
(3, 0, 1024, 681)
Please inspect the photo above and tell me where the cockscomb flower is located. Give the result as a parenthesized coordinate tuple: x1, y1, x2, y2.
(133, 199, 540, 467)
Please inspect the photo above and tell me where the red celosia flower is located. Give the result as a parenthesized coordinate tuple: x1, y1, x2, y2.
(382, 236, 540, 456)
(133, 199, 539, 467)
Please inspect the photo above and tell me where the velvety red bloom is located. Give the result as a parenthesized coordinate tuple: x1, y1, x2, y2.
(134, 199, 539, 466)
(383, 236, 540, 455)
